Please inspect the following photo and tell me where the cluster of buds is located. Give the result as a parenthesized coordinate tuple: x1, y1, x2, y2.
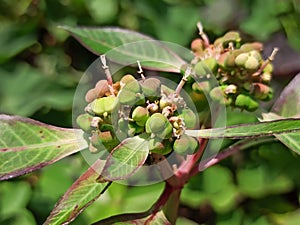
(77, 57, 199, 157)
(190, 22, 278, 111)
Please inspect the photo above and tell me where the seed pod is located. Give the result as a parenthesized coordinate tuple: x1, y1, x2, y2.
(145, 113, 173, 138)
(209, 86, 232, 105)
(179, 108, 197, 129)
(240, 42, 263, 52)
(76, 113, 93, 133)
(91, 96, 117, 115)
(140, 78, 161, 97)
(173, 134, 199, 155)
(94, 80, 109, 98)
(235, 53, 249, 67)
(235, 94, 259, 111)
(245, 56, 260, 70)
(85, 88, 97, 103)
(149, 138, 173, 155)
(132, 106, 149, 126)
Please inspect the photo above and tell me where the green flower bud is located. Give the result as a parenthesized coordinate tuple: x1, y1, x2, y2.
(173, 134, 198, 155)
(179, 108, 197, 129)
(132, 106, 149, 126)
(91, 96, 117, 115)
(140, 78, 161, 97)
(192, 81, 211, 93)
(235, 53, 248, 67)
(149, 138, 173, 155)
(94, 80, 109, 98)
(76, 113, 93, 133)
(145, 113, 173, 138)
(235, 94, 259, 111)
(245, 56, 260, 70)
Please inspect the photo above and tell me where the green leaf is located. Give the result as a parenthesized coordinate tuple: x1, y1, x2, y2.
(272, 73, 300, 117)
(0, 63, 74, 117)
(44, 160, 110, 225)
(0, 115, 87, 180)
(262, 113, 300, 155)
(60, 26, 187, 73)
(185, 118, 300, 139)
(97, 135, 149, 182)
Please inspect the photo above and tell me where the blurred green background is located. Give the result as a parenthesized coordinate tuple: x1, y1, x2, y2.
(1, 0, 300, 224)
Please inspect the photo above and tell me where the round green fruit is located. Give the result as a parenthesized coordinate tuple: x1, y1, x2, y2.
(173, 134, 199, 155)
(76, 113, 93, 133)
(132, 106, 149, 126)
(145, 113, 173, 138)
(149, 138, 173, 155)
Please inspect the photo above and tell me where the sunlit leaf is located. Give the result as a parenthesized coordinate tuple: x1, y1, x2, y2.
(185, 118, 300, 139)
(0, 115, 87, 180)
(262, 113, 300, 155)
(60, 26, 187, 73)
(97, 135, 149, 182)
(44, 160, 110, 225)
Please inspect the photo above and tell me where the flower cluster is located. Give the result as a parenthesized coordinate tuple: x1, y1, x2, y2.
(190, 23, 277, 111)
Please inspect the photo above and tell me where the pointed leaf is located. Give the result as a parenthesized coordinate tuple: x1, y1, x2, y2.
(97, 135, 149, 182)
(185, 118, 300, 139)
(272, 73, 300, 117)
(0, 115, 87, 180)
(44, 160, 110, 225)
(60, 26, 187, 73)
(262, 113, 300, 155)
